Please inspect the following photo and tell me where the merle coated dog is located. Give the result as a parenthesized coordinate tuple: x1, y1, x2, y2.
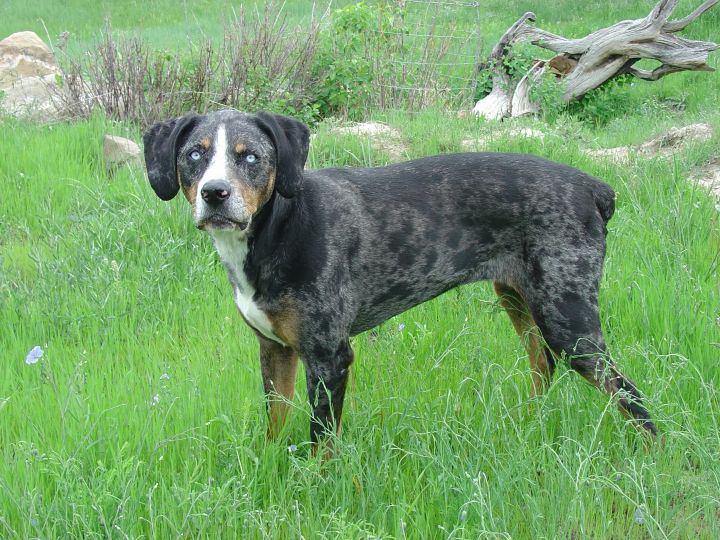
(143, 110, 657, 445)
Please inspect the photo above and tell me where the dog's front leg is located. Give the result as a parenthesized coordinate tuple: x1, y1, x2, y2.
(303, 339, 355, 447)
(258, 335, 299, 439)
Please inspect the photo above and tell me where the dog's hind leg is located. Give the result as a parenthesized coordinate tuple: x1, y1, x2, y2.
(259, 336, 299, 439)
(524, 279, 657, 436)
(494, 281, 555, 397)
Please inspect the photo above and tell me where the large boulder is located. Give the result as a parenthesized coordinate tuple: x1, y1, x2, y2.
(0, 31, 65, 121)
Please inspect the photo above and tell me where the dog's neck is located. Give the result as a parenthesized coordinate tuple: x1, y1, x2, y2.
(250, 188, 295, 247)
(209, 187, 302, 291)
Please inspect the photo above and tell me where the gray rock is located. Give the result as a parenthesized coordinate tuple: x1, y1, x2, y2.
(103, 135, 142, 172)
(0, 31, 65, 121)
(691, 159, 720, 211)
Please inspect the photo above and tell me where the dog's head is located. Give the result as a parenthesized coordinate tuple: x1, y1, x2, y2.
(143, 110, 310, 233)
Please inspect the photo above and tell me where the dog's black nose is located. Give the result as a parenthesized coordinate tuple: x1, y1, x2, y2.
(201, 180, 231, 206)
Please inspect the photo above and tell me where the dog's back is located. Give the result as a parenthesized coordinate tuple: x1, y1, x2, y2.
(301, 153, 615, 334)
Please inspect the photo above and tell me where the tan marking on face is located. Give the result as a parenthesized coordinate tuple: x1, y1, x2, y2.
(182, 182, 199, 207)
(234, 143, 246, 154)
(177, 170, 199, 208)
(177, 168, 198, 206)
(230, 171, 276, 215)
(235, 182, 263, 215)
(200, 137, 210, 150)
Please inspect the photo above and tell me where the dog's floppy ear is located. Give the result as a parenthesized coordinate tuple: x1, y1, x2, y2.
(143, 114, 199, 201)
(255, 111, 310, 198)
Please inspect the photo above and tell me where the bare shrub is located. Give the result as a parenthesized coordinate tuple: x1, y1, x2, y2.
(52, 1, 479, 125)
(59, 28, 193, 125)
(216, 5, 321, 113)
(55, 3, 323, 127)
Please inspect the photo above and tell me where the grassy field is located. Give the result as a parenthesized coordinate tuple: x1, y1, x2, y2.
(0, 0, 351, 52)
(2, 1, 720, 538)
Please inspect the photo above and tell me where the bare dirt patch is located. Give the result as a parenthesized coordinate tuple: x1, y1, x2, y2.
(586, 123, 718, 207)
(586, 123, 713, 161)
(691, 160, 720, 210)
(331, 122, 408, 161)
(461, 127, 545, 150)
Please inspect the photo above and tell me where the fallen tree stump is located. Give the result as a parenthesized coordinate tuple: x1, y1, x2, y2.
(473, 0, 719, 119)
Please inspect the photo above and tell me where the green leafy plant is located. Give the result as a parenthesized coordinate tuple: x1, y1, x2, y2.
(312, 1, 406, 118)
(529, 71, 565, 122)
(474, 43, 538, 102)
(566, 74, 638, 126)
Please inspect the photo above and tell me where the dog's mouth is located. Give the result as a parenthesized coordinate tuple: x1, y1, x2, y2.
(198, 215, 249, 231)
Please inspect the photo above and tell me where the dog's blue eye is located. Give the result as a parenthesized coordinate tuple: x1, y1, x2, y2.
(246, 154, 257, 163)
(190, 150, 202, 161)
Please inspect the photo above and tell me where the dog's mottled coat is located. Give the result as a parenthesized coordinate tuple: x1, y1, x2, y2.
(144, 110, 657, 445)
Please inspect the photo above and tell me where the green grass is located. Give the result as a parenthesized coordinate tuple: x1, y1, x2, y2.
(2, 0, 720, 538)
(2, 0, 716, 67)
(0, 0, 355, 52)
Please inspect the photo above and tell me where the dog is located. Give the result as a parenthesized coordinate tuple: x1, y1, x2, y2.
(143, 109, 657, 445)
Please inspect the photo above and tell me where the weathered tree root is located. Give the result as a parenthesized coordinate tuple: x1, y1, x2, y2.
(473, 0, 719, 119)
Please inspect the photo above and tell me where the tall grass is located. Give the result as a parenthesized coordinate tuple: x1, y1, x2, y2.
(1, 0, 720, 537)
(1, 107, 719, 537)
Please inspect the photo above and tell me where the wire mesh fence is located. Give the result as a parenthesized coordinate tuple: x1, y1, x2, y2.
(361, 0, 484, 113)
(52, 0, 487, 125)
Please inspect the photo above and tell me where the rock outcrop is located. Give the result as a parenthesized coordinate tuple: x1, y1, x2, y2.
(0, 31, 65, 121)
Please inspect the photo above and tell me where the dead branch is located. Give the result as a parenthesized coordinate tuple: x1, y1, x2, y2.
(472, 12, 536, 120)
(664, 0, 719, 32)
(473, 0, 719, 119)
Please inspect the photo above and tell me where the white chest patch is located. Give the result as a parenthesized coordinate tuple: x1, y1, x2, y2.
(210, 230, 286, 346)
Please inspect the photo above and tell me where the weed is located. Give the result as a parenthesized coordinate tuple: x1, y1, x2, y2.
(54, 3, 324, 127)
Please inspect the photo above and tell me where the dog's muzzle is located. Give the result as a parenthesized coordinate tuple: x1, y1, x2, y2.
(196, 180, 250, 231)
